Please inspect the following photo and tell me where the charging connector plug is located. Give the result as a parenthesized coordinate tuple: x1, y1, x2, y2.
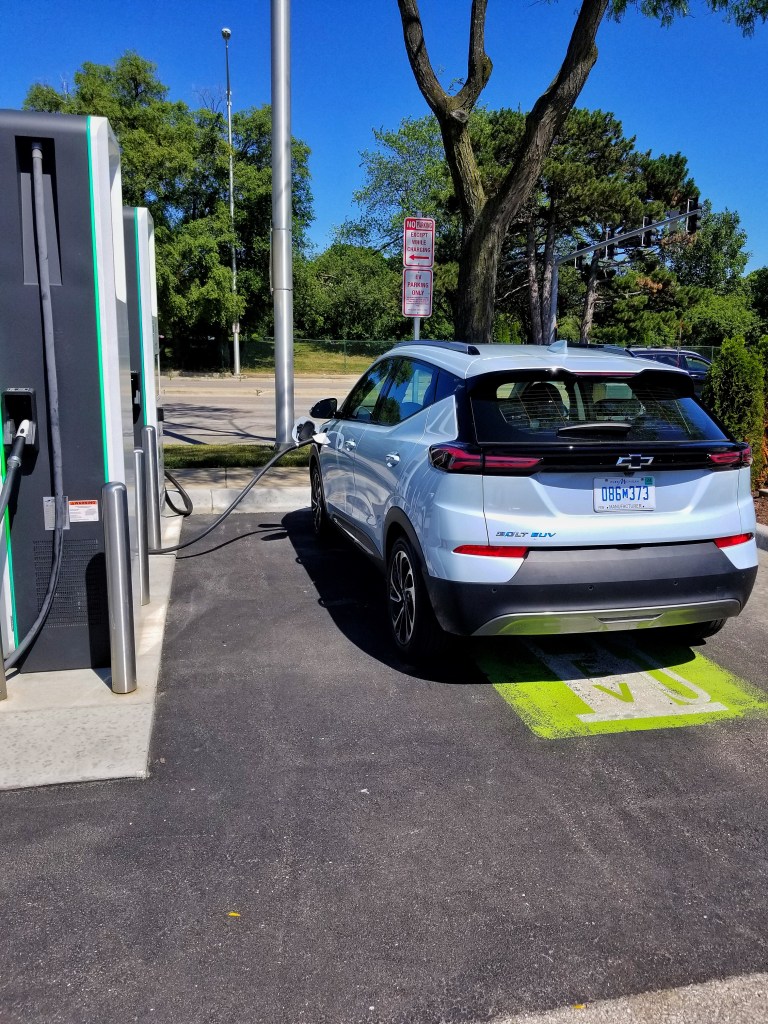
(6, 420, 33, 470)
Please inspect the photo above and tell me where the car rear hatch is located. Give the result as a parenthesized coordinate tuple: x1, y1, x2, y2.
(439, 367, 753, 548)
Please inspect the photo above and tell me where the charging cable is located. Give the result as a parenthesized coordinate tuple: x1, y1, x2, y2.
(151, 425, 324, 554)
(3, 142, 67, 672)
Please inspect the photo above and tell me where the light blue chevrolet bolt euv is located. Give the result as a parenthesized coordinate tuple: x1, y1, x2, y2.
(307, 341, 758, 663)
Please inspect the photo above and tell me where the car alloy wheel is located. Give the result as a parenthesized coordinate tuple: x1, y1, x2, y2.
(310, 462, 329, 539)
(386, 536, 442, 663)
(389, 546, 416, 647)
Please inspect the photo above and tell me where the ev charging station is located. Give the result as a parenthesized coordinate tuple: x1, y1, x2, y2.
(0, 110, 137, 675)
(123, 205, 164, 531)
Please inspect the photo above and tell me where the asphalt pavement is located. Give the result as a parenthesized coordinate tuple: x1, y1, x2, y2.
(1, 510, 767, 1024)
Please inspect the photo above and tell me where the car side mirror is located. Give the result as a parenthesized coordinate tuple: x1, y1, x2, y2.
(310, 398, 337, 419)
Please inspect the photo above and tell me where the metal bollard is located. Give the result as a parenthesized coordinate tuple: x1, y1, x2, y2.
(0, 642, 6, 701)
(142, 425, 162, 553)
(134, 448, 150, 606)
(102, 481, 137, 694)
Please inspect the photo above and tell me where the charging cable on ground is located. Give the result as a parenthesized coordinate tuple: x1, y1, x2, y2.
(151, 419, 326, 555)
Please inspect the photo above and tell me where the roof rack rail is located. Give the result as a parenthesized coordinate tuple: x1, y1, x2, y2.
(395, 340, 482, 356)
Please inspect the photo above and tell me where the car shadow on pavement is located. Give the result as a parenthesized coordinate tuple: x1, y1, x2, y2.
(279, 508, 735, 697)
(281, 509, 489, 685)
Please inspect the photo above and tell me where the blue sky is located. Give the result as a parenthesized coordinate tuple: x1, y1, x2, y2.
(2, 0, 767, 270)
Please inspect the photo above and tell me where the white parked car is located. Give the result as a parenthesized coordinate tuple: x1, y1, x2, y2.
(307, 342, 757, 663)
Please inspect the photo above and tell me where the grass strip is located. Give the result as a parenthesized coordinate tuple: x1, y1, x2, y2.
(164, 443, 311, 470)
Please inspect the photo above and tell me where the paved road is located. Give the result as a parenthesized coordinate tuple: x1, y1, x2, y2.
(160, 374, 359, 445)
(1, 512, 766, 1024)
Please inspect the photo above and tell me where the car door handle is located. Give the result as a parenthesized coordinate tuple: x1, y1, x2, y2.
(344, 439, 356, 451)
(385, 452, 400, 466)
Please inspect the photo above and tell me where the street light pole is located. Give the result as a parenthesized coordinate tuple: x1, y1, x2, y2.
(272, 0, 294, 446)
(222, 27, 240, 376)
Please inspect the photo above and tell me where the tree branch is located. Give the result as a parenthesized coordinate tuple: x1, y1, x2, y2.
(491, 0, 610, 232)
(396, 0, 487, 224)
(396, 0, 450, 117)
(454, 0, 493, 112)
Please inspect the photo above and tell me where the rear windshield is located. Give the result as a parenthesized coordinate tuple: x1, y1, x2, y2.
(470, 370, 727, 444)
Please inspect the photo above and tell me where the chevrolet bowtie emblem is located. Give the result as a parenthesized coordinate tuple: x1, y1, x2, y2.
(616, 454, 654, 468)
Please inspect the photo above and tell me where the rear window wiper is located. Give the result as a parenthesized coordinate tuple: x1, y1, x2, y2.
(557, 422, 633, 436)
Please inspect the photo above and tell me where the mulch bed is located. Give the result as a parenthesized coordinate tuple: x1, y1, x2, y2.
(754, 493, 768, 527)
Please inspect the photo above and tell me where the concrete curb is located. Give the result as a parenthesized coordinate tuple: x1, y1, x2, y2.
(176, 485, 310, 515)
(757, 523, 768, 553)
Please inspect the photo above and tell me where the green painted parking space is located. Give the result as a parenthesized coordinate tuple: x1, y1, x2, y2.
(481, 637, 768, 739)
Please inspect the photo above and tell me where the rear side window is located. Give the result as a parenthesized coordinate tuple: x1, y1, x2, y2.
(375, 358, 439, 425)
(470, 371, 728, 444)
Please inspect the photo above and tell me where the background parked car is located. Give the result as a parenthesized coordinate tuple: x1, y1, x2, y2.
(628, 348, 712, 396)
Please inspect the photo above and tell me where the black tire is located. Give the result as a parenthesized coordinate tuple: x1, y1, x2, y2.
(386, 536, 443, 664)
(310, 461, 331, 540)
(675, 618, 727, 644)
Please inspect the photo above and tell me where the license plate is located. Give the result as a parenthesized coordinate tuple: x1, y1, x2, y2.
(594, 476, 655, 512)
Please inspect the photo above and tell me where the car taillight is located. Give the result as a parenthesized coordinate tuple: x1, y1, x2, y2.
(454, 545, 528, 558)
(428, 444, 484, 473)
(483, 454, 542, 473)
(708, 446, 752, 467)
(714, 533, 753, 548)
(429, 445, 541, 474)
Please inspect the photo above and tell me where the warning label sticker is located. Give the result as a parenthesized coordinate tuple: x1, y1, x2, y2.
(68, 500, 99, 524)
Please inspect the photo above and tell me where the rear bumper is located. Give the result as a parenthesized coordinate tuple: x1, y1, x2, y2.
(425, 541, 758, 636)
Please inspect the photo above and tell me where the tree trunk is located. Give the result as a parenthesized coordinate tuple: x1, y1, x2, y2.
(456, 216, 505, 343)
(397, 0, 609, 344)
(539, 211, 557, 343)
(526, 223, 543, 346)
(580, 256, 600, 341)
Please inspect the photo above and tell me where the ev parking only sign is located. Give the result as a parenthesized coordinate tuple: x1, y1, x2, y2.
(402, 268, 433, 318)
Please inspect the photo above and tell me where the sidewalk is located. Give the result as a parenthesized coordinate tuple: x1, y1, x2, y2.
(0, 515, 182, 790)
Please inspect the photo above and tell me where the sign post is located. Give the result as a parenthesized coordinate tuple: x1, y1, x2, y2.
(402, 217, 435, 340)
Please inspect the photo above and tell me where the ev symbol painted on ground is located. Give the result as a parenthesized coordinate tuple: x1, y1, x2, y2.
(481, 638, 768, 739)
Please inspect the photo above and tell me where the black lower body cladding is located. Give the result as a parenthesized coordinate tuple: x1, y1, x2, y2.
(426, 541, 758, 636)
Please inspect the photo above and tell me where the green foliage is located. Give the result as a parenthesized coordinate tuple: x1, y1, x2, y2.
(663, 206, 750, 293)
(337, 116, 451, 254)
(703, 336, 766, 486)
(24, 52, 313, 364)
(301, 244, 403, 341)
(746, 268, 768, 329)
(683, 291, 761, 347)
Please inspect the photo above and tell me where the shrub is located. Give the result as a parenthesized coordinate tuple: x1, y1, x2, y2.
(703, 336, 766, 487)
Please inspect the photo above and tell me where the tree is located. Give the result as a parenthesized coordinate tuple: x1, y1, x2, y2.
(395, 0, 767, 344)
(746, 268, 768, 329)
(302, 244, 403, 340)
(346, 106, 697, 344)
(338, 117, 451, 253)
(682, 291, 761, 347)
(299, 244, 454, 341)
(663, 205, 750, 294)
(703, 336, 766, 486)
(24, 53, 314, 362)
